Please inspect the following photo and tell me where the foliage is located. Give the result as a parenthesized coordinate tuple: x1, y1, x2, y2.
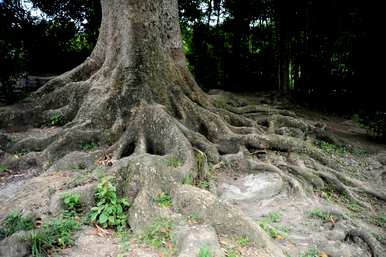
(48, 113, 66, 126)
(370, 214, 386, 228)
(29, 217, 80, 257)
(0, 163, 8, 172)
(315, 140, 348, 156)
(199, 246, 214, 257)
(257, 212, 288, 239)
(307, 208, 334, 222)
(89, 176, 130, 231)
(357, 111, 386, 140)
(80, 141, 98, 151)
(154, 192, 173, 208)
(139, 217, 174, 251)
(62, 193, 81, 217)
(0, 211, 35, 240)
(225, 248, 240, 257)
(237, 235, 251, 247)
(165, 156, 182, 168)
(300, 247, 319, 257)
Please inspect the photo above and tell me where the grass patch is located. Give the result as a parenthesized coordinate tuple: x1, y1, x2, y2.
(139, 217, 174, 252)
(165, 156, 182, 168)
(29, 217, 80, 257)
(300, 247, 319, 257)
(89, 176, 130, 231)
(186, 212, 203, 224)
(372, 214, 386, 228)
(0, 163, 8, 172)
(257, 212, 289, 239)
(307, 208, 334, 222)
(62, 193, 82, 217)
(237, 235, 251, 247)
(48, 113, 66, 126)
(225, 248, 240, 257)
(0, 211, 35, 240)
(199, 246, 214, 257)
(319, 183, 362, 213)
(153, 192, 172, 208)
(182, 174, 194, 185)
(80, 141, 98, 151)
(315, 140, 348, 156)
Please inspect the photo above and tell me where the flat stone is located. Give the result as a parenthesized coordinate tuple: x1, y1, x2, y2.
(218, 173, 283, 202)
(174, 224, 224, 257)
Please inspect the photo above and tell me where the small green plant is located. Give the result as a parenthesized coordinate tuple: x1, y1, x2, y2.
(307, 208, 333, 222)
(139, 217, 174, 251)
(300, 247, 319, 257)
(154, 192, 172, 208)
(62, 193, 81, 216)
(80, 141, 98, 151)
(199, 246, 213, 257)
(89, 176, 130, 231)
(0, 211, 35, 239)
(48, 113, 66, 126)
(237, 235, 251, 247)
(183, 174, 194, 185)
(186, 212, 202, 224)
(374, 214, 386, 227)
(315, 140, 348, 156)
(0, 163, 8, 172)
(29, 218, 80, 257)
(257, 212, 288, 239)
(166, 155, 182, 168)
(225, 248, 240, 257)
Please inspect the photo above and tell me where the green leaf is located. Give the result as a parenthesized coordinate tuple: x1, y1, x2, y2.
(89, 211, 98, 221)
(99, 213, 108, 224)
(108, 216, 115, 225)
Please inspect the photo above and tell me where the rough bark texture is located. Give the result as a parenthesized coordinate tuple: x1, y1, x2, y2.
(0, 1, 385, 257)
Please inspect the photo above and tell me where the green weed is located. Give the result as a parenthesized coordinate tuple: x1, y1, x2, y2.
(315, 140, 348, 156)
(89, 176, 130, 231)
(48, 113, 66, 126)
(80, 141, 97, 151)
(237, 235, 251, 247)
(62, 193, 81, 217)
(225, 248, 240, 257)
(307, 208, 333, 222)
(257, 212, 288, 239)
(29, 218, 80, 257)
(154, 192, 173, 208)
(0, 211, 35, 240)
(0, 163, 8, 172)
(165, 156, 182, 168)
(139, 217, 174, 251)
(300, 247, 319, 257)
(199, 246, 214, 257)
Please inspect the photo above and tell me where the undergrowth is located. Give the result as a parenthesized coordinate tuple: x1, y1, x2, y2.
(0, 211, 35, 240)
(89, 176, 130, 231)
(138, 217, 174, 254)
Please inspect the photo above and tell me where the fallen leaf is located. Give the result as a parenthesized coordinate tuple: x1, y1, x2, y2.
(319, 251, 328, 257)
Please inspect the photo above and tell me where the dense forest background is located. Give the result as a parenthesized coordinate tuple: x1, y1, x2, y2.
(0, 0, 384, 139)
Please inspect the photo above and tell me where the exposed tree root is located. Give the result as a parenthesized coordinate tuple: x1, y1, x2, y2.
(2, 82, 386, 256)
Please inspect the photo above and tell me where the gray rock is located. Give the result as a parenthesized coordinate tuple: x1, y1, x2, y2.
(0, 231, 31, 257)
(218, 173, 283, 202)
(174, 224, 224, 257)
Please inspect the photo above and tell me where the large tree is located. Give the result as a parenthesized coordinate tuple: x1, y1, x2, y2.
(0, 1, 384, 256)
